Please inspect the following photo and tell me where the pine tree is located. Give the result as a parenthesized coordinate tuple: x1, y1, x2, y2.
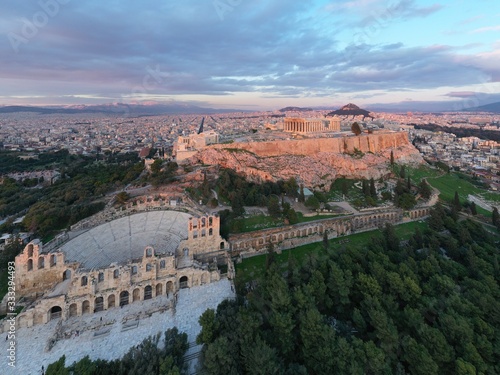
(299, 184, 305, 203)
(323, 231, 329, 250)
(370, 178, 377, 199)
(470, 202, 477, 215)
(390, 150, 394, 165)
(493, 207, 500, 229)
(453, 191, 461, 212)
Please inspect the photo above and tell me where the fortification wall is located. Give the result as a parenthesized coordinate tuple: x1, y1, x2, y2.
(210, 131, 410, 156)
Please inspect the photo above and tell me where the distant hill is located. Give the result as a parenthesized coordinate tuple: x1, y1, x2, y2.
(464, 101, 500, 113)
(327, 103, 374, 119)
(0, 103, 246, 116)
(278, 106, 313, 113)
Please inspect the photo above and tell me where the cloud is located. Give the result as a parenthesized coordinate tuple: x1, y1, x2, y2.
(471, 25, 500, 33)
(0, 0, 497, 107)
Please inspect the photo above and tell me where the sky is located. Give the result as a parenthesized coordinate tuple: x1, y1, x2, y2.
(0, 0, 500, 111)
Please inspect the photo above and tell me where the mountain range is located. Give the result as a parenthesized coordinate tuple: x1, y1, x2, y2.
(0, 103, 245, 116)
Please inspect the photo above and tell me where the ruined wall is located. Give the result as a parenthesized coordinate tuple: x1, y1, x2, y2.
(15, 241, 69, 298)
(180, 215, 228, 257)
(228, 208, 432, 257)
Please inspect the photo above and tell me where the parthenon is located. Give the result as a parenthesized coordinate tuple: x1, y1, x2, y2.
(283, 117, 341, 133)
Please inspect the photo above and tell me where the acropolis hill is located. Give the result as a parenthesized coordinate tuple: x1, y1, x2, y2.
(190, 131, 423, 188)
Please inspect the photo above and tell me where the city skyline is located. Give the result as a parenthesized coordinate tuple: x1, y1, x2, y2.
(1, 0, 500, 111)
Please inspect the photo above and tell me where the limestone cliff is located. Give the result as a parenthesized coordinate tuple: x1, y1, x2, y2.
(190, 132, 423, 189)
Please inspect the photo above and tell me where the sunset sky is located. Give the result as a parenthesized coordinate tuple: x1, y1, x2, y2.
(1, 0, 499, 111)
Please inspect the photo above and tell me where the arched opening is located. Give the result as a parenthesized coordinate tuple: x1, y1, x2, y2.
(220, 242, 225, 249)
(98, 272, 104, 282)
(133, 288, 140, 302)
(27, 244, 34, 257)
(81, 276, 88, 286)
(69, 303, 77, 317)
(119, 291, 129, 306)
(63, 269, 71, 281)
(179, 276, 188, 289)
(94, 297, 104, 312)
(108, 294, 116, 308)
(160, 260, 166, 269)
(131, 266, 138, 275)
(183, 248, 189, 257)
(146, 263, 152, 272)
(38, 256, 45, 269)
(49, 306, 62, 320)
(144, 285, 152, 300)
(166, 281, 174, 294)
(82, 300, 90, 314)
(50, 254, 57, 267)
(145, 247, 153, 257)
(113, 269, 119, 279)
(156, 283, 163, 296)
(209, 228, 213, 236)
(27, 259, 33, 271)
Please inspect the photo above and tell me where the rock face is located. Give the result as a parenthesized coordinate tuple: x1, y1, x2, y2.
(191, 131, 423, 189)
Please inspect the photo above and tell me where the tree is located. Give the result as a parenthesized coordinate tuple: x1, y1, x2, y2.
(399, 165, 406, 179)
(323, 230, 329, 250)
(407, 175, 411, 191)
(351, 122, 362, 136)
(470, 202, 477, 215)
(370, 178, 377, 199)
(150, 158, 163, 174)
(299, 184, 305, 203)
(453, 191, 461, 212)
(390, 150, 394, 165)
(492, 207, 499, 229)
(418, 179, 432, 200)
(267, 196, 281, 219)
(305, 196, 320, 210)
(286, 208, 299, 224)
(341, 179, 349, 197)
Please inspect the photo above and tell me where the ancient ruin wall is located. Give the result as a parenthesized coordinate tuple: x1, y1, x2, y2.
(210, 131, 410, 156)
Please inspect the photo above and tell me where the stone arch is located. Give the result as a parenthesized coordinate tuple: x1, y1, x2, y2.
(108, 294, 116, 308)
(278, 234, 283, 241)
(209, 228, 213, 236)
(82, 300, 90, 314)
(38, 256, 45, 269)
(94, 297, 104, 312)
(220, 242, 225, 249)
(146, 263, 153, 272)
(81, 276, 88, 286)
(27, 259, 33, 271)
(69, 303, 77, 317)
(166, 281, 174, 295)
(144, 285, 152, 300)
(49, 306, 62, 321)
(156, 283, 163, 296)
(119, 291, 129, 306)
(27, 244, 34, 257)
(133, 288, 140, 302)
(63, 269, 71, 281)
(113, 269, 119, 279)
(160, 260, 166, 269)
(179, 276, 188, 289)
(201, 229, 206, 237)
(145, 247, 153, 257)
(50, 254, 57, 267)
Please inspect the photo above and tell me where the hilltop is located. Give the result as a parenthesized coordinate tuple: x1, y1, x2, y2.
(327, 103, 374, 119)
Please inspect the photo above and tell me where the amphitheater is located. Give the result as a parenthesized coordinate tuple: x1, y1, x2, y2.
(13, 210, 229, 327)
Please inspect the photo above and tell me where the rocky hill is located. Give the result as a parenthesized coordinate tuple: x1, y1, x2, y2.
(327, 103, 374, 119)
(190, 132, 423, 189)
